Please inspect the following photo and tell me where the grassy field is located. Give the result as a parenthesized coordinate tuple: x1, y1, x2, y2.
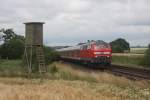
(0, 60, 150, 100)
(0, 77, 149, 100)
(0, 59, 97, 82)
(130, 48, 148, 54)
(112, 47, 150, 68)
(112, 56, 145, 68)
(0, 60, 27, 77)
(0, 78, 116, 100)
(112, 55, 150, 68)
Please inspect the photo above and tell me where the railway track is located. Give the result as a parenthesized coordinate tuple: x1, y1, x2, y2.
(107, 64, 150, 80)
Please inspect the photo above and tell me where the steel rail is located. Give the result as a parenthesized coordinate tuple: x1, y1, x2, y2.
(107, 64, 150, 80)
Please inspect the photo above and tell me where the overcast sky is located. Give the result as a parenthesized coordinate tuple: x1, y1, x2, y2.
(0, 0, 150, 46)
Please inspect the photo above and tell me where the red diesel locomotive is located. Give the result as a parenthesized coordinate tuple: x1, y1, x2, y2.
(56, 40, 112, 65)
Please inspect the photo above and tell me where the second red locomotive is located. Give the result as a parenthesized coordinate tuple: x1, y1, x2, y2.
(56, 40, 112, 65)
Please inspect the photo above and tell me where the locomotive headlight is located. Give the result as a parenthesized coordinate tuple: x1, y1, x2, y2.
(94, 52, 103, 54)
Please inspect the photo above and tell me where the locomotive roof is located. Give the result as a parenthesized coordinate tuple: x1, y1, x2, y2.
(56, 45, 81, 51)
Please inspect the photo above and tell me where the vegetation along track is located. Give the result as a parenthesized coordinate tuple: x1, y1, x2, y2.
(108, 64, 150, 80)
(59, 61, 150, 80)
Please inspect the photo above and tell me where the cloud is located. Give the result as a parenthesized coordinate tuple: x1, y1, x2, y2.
(0, 0, 150, 46)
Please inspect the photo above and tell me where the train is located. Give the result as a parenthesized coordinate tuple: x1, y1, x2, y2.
(56, 40, 112, 66)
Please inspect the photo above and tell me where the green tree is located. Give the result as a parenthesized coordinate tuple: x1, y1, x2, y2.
(0, 29, 25, 59)
(110, 38, 130, 53)
(0, 37, 24, 59)
(2, 29, 16, 42)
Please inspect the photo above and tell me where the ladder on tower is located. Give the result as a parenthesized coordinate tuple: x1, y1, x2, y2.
(36, 46, 47, 73)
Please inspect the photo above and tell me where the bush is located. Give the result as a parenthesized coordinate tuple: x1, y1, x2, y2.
(49, 65, 58, 74)
(0, 38, 24, 59)
(140, 48, 150, 67)
(44, 46, 60, 65)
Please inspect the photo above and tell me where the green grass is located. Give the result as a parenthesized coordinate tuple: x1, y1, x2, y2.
(112, 56, 144, 68)
(0, 60, 23, 71)
(0, 59, 97, 82)
(0, 60, 27, 77)
(55, 70, 97, 83)
(47, 64, 97, 83)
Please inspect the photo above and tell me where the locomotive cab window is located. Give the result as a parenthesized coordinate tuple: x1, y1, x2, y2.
(81, 45, 87, 50)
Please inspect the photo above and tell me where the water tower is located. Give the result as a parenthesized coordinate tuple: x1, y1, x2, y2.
(24, 22, 47, 74)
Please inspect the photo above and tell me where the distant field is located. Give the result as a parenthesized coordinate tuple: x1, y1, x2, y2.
(112, 53, 144, 57)
(130, 48, 148, 54)
(112, 48, 148, 57)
